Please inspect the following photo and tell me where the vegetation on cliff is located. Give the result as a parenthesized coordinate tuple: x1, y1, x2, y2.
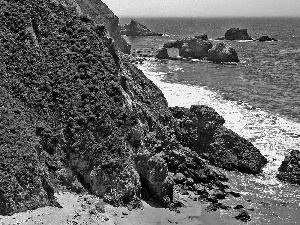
(0, 0, 267, 216)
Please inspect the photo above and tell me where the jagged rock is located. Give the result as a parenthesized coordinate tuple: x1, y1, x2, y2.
(170, 105, 267, 174)
(156, 47, 169, 59)
(178, 37, 213, 59)
(122, 19, 162, 36)
(258, 35, 277, 42)
(207, 42, 239, 63)
(135, 153, 174, 206)
(225, 28, 253, 40)
(277, 150, 300, 184)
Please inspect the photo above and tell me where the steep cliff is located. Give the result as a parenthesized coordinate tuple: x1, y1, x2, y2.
(56, 0, 131, 53)
(0, 0, 266, 216)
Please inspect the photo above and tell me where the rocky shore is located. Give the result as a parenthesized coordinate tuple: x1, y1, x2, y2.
(1, 0, 291, 224)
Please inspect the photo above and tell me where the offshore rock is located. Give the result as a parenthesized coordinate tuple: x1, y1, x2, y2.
(156, 47, 170, 59)
(55, 0, 131, 54)
(122, 19, 163, 36)
(277, 150, 300, 184)
(207, 42, 239, 63)
(258, 35, 278, 42)
(170, 105, 267, 174)
(179, 37, 213, 59)
(225, 28, 253, 40)
(163, 36, 213, 59)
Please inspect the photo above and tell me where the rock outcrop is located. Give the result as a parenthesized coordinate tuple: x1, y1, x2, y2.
(179, 37, 213, 59)
(56, 0, 131, 54)
(170, 106, 267, 174)
(122, 19, 163, 36)
(207, 43, 239, 63)
(162, 35, 239, 62)
(225, 28, 253, 41)
(162, 36, 213, 59)
(277, 150, 300, 184)
(258, 36, 277, 42)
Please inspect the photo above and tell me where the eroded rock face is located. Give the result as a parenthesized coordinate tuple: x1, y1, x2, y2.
(122, 19, 162, 36)
(207, 42, 239, 63)
(225, 28, 253, 40)
(170, 105, 267, 174)
(277, 150, 300, 184)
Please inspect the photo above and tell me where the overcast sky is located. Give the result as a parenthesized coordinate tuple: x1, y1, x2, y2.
(102, 0, 300, 18)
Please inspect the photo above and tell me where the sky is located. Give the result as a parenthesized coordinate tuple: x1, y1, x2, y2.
(102, 0, 300, 18)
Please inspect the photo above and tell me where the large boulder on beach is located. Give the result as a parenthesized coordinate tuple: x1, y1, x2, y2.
(179, 37, 213, 59)
(156, 47, 169, 59)
(277, 150, 300, 184)
(258, 36, 277, 42)
(122, 19, 162, 36)
(225, 28, 253, 40)
(207, 43, 239, 63)
(170, 105, 268, 174)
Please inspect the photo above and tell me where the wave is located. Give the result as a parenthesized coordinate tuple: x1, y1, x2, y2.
(138, 61, 300, 182)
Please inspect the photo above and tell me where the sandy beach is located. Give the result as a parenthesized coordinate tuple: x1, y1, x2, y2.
(0, 190, 228, 225)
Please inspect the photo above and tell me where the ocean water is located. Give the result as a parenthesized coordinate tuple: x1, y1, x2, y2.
(121, 17, 300, 224)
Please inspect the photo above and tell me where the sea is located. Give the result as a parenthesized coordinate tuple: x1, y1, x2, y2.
(120, 17, 300, 224)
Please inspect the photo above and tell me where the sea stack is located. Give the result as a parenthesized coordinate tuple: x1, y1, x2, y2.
(122, 19, 163, 36)
(225, 28, 253, 40)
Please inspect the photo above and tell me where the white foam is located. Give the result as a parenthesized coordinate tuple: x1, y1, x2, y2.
(138, 62, 300, 181)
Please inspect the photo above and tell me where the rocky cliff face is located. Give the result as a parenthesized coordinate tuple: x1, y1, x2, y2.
(0, 0, 266, 216)
(56, 0, 131, 53)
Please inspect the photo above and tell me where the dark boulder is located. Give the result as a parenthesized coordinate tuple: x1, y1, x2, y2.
(258, 35, 278, 42)
(122, 19, 162, 36)
(207, 42, 239, 63)
(277, 150, 300, 184)
(170, 105, 267, 174)
(156, 47, 169, 59)
(235, 209, 251, 222)
(225, 28, 253, 40)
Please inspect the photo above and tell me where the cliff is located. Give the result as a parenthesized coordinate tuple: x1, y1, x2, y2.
(56, 0, 131, 53)
(0, 0, 266, 216)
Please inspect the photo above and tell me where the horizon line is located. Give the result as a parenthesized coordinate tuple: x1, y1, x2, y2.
(119, 15, 300, 19)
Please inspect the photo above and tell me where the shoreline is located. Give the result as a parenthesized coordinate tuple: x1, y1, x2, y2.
(0, 191, 228, 225)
